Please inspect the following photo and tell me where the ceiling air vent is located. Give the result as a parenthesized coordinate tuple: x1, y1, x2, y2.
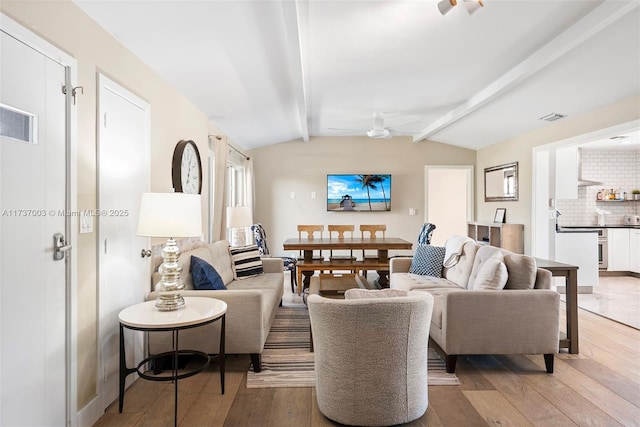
(539, 112, 567, 122)
(539, 112, 566, 122)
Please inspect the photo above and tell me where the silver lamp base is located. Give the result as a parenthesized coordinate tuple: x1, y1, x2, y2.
(155, 237, 185, 311)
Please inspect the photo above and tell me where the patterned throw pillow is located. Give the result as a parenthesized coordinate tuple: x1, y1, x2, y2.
(229, 244, 264, 279)
(409, 244, 446, 277)
(190, 256, 227, 290)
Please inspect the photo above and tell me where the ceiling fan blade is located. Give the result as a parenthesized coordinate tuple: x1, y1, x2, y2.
(386, 119, 423, 130)
(328, 127, 362, 132)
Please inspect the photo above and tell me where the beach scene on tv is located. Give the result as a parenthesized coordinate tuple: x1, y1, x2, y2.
(327, 174, 391, 212)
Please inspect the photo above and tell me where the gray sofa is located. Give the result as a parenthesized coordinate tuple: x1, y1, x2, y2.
(390, 239, 559, 373)
(147, 239, 284, 372)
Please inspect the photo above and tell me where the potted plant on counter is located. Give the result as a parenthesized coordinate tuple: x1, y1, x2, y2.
(633, 189, 640, 200)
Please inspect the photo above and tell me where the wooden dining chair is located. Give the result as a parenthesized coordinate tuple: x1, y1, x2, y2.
(359, 224, 386, 277)
(327, 224, 357, 264)
(297, 225, 325, 261)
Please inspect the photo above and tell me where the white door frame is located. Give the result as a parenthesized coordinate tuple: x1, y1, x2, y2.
(530, 119, 640, 258)
(96, 73, 150, 414)
(0, 13, 78, 427)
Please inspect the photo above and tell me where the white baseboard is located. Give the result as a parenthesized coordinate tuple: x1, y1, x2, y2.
(76, 396, 103, 427)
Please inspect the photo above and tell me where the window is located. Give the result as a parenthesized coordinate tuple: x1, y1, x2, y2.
(0, 104, 37, 144)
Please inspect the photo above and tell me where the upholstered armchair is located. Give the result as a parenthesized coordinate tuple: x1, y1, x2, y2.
(307, 289, 434, 426)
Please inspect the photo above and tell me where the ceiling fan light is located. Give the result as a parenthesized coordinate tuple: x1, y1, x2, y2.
(367, 128, 390, 138)
(463, 0, 484, 16)
(438, 0, 457, 16)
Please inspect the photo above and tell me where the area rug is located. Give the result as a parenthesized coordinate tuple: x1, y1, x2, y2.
(246, 306, 460, 388)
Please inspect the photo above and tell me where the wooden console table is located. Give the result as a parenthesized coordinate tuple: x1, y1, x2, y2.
(535, 258, 579, 354)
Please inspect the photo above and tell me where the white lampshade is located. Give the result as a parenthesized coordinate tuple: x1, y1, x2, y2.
(136, 192, 202, 238)
(438, 0, 457, 15)
(226, 206, 252, 229)
(463, 0, 483, 16)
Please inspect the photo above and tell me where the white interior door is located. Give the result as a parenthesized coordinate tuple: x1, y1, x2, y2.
(0, 30, 67, 426)
(98, 75, 150, 411)
(425, 166, 474, 246)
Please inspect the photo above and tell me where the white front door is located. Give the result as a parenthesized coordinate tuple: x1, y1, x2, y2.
(0, 30, 68, 426)
(97, 75, 150, 411)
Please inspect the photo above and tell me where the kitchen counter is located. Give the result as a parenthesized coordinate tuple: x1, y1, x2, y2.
(556, 227, 599, 233)
(559, 225, 640, 230)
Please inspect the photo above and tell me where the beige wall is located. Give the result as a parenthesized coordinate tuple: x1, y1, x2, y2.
(0, 1, 218, 409)
(249, 136, 475, 256)
(476, 95, 640, 254)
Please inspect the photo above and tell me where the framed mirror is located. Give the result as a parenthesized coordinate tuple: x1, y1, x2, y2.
(484, 162, 518, 202)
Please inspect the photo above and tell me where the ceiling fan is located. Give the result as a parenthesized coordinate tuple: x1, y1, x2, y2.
(328, 113, 422, 139)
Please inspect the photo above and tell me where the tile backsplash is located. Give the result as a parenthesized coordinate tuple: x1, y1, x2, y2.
(556, 149, 640, 226)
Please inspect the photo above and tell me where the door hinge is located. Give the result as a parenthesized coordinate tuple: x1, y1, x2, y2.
(62, 85, 83, 105)
(103, 112, 107, 128)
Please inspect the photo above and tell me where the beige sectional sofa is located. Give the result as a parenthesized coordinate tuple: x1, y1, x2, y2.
(390, 238, 559, 373)
(147, 239, 284, 372)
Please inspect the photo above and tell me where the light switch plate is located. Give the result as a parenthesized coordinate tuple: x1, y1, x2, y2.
(80, 210, 93, 233)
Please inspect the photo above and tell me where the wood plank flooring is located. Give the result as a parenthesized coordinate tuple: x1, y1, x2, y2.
(95, 295, 640, 427)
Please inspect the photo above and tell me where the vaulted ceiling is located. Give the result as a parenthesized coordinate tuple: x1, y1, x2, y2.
(75, 0, 640, 150)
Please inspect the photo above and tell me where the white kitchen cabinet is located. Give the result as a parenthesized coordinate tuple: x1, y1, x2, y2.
(555, 145, 578, 199)
(555, 231, 598, 291)
(630, 229, 640, 274)
(607, 228, 630, 272)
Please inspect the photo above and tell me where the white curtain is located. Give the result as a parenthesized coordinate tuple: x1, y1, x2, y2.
(211, 135, 228, 242)
(244, 156, 255, 216)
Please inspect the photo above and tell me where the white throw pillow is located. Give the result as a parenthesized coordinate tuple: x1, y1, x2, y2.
(471, 255, 508, 290)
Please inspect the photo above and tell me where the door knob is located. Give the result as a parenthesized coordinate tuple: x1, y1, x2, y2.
(141, 249, 152, 258)
(53, 233, 72, 261)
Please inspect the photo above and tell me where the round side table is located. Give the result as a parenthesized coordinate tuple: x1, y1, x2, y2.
(118, 297, 227, 426)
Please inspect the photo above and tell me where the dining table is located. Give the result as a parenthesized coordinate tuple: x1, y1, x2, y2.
(283, 237, 413, 294)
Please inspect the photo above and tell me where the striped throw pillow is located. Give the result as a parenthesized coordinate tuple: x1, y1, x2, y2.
(229, 245, 264, 279)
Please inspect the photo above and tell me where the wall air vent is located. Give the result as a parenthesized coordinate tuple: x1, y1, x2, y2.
(539, 112, 566, 122)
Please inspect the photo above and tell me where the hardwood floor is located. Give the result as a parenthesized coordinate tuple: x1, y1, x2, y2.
(95, 283, 640, 426)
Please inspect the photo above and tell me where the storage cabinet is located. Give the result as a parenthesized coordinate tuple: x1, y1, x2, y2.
(467, 222, 524, 254)
(630, 229, 640, 274)
(607, 228, 630, 272)
(555, 145, 578, 199)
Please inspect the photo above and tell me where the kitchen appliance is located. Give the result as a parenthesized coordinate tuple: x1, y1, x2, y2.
(595, 208, 610, 226)
(623, 214, 640, 225)
(596, 228, 608, 270)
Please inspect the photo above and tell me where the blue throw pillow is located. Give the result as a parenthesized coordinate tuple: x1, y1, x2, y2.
(409, 244, 446, 277)
(190, 256, 227, 290)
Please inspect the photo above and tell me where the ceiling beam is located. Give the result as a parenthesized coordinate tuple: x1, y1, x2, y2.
(281, 0, 310, 142)
(413, 0, 640, 144)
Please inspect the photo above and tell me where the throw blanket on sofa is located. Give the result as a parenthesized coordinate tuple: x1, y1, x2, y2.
(443, 235, 473, 268)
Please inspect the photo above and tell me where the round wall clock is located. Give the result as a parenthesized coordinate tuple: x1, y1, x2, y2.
(171, 139, 202, 194)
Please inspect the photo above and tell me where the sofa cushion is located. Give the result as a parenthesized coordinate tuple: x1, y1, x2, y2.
(390, 273, 461, 292)
(229, 245, 264, 279)
(176, 247, 215, 290)
(470, 256, 508, 290)
(467, 245, 504, 288)
(442, 241, 479, 289)
(409, 244, 446, 277)
(190, 256, 227, 290)
(501, 251, 537, 290)
(207, 240, 235, 285)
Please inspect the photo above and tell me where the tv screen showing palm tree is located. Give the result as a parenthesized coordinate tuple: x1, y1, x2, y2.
(327, 174, 391, 212)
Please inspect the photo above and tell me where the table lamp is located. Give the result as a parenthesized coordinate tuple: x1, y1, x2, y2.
(137, 192, 202, 311)
(226, 206, 252, 247)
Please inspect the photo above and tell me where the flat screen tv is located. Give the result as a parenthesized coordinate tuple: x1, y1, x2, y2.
(327, 174, 391, 212)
